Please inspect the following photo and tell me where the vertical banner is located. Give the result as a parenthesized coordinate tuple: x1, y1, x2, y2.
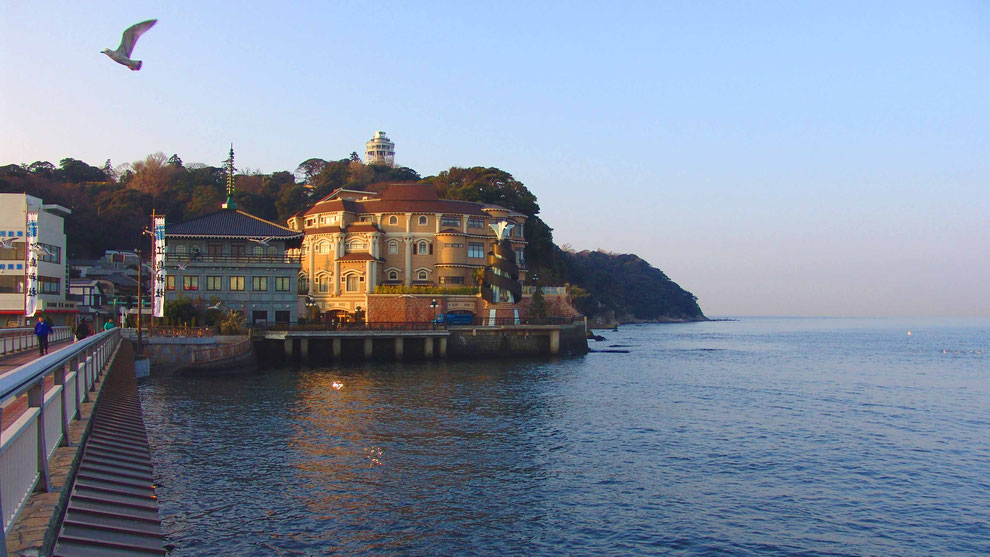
(153, 216, 166, 317)
(25, 211, 39, 317)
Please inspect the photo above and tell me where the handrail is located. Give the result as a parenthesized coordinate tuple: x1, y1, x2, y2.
(0, 327, 72, 357)
(0, 328, 122, 549)
(189, 338, 251, 364)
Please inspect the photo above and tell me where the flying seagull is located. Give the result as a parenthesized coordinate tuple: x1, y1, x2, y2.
(102, 19, 157, 71)
(0, 237, 15, 249)
(248, 236, 274, 247)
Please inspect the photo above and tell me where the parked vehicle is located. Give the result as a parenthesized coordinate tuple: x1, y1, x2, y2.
(432, 313, 475, 326)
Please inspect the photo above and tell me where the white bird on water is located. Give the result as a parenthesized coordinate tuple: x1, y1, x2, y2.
(102, 19, 157, 71)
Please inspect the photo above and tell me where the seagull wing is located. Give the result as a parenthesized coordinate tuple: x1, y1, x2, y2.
(117, 19, 157, 57)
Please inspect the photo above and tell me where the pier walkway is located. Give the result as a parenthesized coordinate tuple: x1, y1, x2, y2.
(0, 330, 164, 556)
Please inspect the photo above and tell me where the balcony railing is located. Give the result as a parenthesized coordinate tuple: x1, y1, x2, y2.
(166, 254, 301, 265)
(0, 327, 73, 356)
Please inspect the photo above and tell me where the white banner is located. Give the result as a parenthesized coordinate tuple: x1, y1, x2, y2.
(153, 216, 166, 317)
(25, 210, 39, 317)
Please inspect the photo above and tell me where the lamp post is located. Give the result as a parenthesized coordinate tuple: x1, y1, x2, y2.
(430, 298, 438, 329)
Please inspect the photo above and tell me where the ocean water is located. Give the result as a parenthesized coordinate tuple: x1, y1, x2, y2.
(139, 317, 990, 555)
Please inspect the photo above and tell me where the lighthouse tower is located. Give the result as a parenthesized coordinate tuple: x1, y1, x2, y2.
(365, 131, 395, 167)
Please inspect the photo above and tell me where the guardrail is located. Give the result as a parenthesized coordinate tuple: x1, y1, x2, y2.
(0, 328, 121, 551)
(147, 326, 214, 338)
(189, 338, 252, 364)
(0, 327, 72, 357)
(254, 316, 584, 332)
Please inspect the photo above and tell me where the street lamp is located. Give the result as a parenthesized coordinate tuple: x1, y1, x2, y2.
(430, 298, 439, 329)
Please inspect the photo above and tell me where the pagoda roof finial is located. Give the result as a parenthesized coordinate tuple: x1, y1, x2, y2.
(222, 143, 238, 210)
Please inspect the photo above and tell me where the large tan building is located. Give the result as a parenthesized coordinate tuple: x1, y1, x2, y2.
(287, 182, 527, 320)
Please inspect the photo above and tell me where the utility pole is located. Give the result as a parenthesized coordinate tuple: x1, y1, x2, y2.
(136, 248, 143, 355)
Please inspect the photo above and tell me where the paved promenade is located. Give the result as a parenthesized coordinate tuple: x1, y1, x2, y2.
(0, 338, 71, 431)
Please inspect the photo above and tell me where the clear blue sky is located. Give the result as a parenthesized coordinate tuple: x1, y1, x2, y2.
(2, 1, 988, 317)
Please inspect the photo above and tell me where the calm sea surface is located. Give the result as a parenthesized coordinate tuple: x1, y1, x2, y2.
(139, 317, 990, 555)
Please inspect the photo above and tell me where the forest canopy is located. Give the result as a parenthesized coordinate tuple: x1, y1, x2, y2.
(0, 153, 704, 322)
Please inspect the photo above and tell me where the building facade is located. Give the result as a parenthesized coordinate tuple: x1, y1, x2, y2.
(0, 194, 76, 326)
(164, 208, 304, 326)
(287, 182, 527, 321)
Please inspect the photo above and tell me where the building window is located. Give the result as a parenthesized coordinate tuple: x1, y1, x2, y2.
(253, 277, 268, 291)
(468, 242, 484, 258)
(388, 240, 399, 255)
(345, 275, 360, 292)
(515, 249, 525, 267)
(416, 270, 428, 281)
(206, 276, 222, 291)
(440, 276, 464, 285)
(359, 216, 372, 223)
(229, 276, 245, 291)
(183, 276, 199, 291)
(275, 310, 290, 324)
(414, 240, 432, 255)
(208, 243, 223, 258)
(38, 243, 61, 264)
(275, 277, 290, 291)
(444, 243, 463, 248)
(165, 275, 175, 291)
(231, 244, 246, 259)
(388, 216, 398, 225)
(346, 241, 367, 252)
(305, 218, 315, 227)
(39, 276, 60, 294)
(318, 276, 330, 293)
(299, 275, 309, 292)
(441, 216, 460, 228)
(316, 241, 330, 255)
(513, 224, 523, 237)
(387, 270, 399, 281)
(418, 216, 427, 226)
(468, 217, 484, 229)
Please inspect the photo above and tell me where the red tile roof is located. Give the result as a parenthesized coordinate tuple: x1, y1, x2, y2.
(345, 222, 380, 233)
(336, 253, 379, 262)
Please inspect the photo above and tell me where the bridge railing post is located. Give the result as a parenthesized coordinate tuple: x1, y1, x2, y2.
(27, 382, 51, 494)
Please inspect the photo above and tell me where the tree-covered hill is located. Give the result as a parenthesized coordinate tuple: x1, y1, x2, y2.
(0, 155, 705, 322)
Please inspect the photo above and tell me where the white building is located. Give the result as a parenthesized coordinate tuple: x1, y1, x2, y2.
(365, 131, 395, 167)
(0, 194, 75, 326)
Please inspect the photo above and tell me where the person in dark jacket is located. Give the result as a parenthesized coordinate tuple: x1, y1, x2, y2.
(74, 319, 90, 342)
(34, 315, 52, 355)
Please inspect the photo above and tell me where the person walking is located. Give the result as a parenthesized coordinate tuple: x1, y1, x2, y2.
(103, 320, 115, 331)
(34, 315, 52, 355)
(74, 318, 90, 342)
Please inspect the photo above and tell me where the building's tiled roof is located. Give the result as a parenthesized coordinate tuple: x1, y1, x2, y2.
(336, 253, 379, 262)
(306, 226, 342, 235)
(436, 228, 464, 235)
(301, 183, 520, 219)
(345, 222, 380, 233)
(303, 198, 358, 216)
(167, 209, 303, 242)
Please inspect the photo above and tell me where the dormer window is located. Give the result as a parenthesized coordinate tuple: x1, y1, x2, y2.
(387, 270, 399, 281)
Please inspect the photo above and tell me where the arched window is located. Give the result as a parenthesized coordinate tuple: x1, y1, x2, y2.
(388, 215, 398, 225)
(414, 240, 432, 255)
(387, 270, 399, 281)
(253, 245, 265, 256)
(388, 240, 399, 255)
(417, 270, 428, 281)
(418, 216, 428, 226)
(299, 274, 309, 292)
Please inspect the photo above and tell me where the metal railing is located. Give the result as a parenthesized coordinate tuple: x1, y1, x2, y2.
(0, 328, 121, 550)
(189, 338, 252, 364)
(0, 327, 72, 357)
(166, 254, 301, 265)
(254, 315, 585, 332)
(147, 326, 214, 338)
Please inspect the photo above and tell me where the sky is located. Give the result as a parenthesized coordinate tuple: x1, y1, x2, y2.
(2, 1, 988, 317)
